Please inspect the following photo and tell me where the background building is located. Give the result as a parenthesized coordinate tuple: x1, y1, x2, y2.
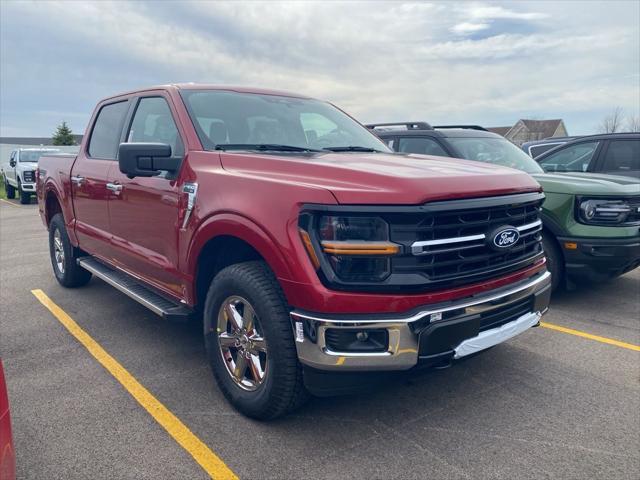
(488, 119, 568, 146)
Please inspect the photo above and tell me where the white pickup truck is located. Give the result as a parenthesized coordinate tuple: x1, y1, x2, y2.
(2, 148, 59, 204)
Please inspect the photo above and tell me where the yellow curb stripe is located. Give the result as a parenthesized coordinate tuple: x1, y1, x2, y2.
(0, 199, 21, 207)
(31, 289, 238, 480)
(540, 321, 640, 352)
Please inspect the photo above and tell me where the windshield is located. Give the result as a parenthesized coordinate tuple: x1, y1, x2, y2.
(19, 150, 59, 162)
(447, 137, 544, 174)
(180, 90, 390, 153)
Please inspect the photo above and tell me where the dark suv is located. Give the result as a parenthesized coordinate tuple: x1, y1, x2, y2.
(369, 122, 640, 291)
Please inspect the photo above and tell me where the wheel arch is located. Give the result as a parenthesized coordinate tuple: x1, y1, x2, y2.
(541, 225, 564, 260)
(539, 211, 566, 238)
(189, 213, 294, 308)
(44, 189, 64, 226)
(540, 212, 565, 261)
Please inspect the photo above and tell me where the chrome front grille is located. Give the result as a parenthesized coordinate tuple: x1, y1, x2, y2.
(386, 193, 545, 290)
(410, 219, 541, 256)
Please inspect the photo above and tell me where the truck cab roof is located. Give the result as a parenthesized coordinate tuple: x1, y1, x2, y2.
(102, 83, 313, 103)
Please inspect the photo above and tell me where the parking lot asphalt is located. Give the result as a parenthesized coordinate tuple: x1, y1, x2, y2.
(1, 199, 639, 480)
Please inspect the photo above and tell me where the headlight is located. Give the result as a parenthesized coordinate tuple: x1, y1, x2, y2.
(299, 214, 399, 283)
(577, 198, 633, 225)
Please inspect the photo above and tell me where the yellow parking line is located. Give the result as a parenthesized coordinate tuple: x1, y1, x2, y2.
(0, 198, 21, 207)
(31, 289, 238, 480)
(540, 321, 640, 352)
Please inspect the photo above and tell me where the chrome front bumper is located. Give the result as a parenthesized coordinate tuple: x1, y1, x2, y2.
(291, 271, 551, 371)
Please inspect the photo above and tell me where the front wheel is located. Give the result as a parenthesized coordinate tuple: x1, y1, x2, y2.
(5, 180, 15, 199)
(18, 180, 30, 204)
(203, 261, 308, 420)
(49, 213, 92, 287)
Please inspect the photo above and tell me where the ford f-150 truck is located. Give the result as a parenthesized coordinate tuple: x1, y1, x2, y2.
(37, 85, 551, 419)
(3, 148, 59, 203)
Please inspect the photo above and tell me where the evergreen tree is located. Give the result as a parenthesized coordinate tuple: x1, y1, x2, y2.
(52, 121, 75, 145)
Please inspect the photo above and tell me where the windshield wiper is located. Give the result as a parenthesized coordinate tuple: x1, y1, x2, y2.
(322, 146, 383, 153)
(215, 143, 323, 152)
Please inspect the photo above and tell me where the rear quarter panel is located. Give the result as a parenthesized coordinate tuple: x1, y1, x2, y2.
(37, 154, 77, 240)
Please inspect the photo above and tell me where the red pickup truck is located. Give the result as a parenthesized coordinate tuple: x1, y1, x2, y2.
(37, 85, 551, 419)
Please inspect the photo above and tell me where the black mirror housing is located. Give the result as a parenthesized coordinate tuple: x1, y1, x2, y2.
(118, 143, 180, 178)
(9, 160, 16, 168)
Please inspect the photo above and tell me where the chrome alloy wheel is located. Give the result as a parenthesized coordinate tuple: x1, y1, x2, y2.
(217, 296, 268, 391)
(53, 228, 65, 274)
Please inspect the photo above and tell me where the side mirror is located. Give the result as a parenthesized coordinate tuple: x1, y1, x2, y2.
(118, 143, 180, 178)
(9, 159, 16, 168)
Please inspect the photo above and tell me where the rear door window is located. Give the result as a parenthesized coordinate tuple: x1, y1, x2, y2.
(600, 140, 640, 176)
(538, 141, 600, 173)
(398, 137, 448, 156)
(88, 101, 129, 159)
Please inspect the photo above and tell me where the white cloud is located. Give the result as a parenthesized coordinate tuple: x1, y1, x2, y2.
(464, 4, 548, 21)
(0, 1, 637, 136)
(450, 22, 491, 35)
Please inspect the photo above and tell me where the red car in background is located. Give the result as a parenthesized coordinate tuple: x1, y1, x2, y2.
(0, 360, 15, 480)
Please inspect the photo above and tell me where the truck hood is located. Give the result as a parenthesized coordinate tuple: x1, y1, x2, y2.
(220, 152, 541, 204)
(533, 172, 640, 196)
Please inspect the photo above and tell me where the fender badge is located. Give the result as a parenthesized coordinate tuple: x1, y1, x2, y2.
(181, 183, 198, 229)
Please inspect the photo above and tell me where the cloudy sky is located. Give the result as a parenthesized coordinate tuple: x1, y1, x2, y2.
(1, 0, 638, 137)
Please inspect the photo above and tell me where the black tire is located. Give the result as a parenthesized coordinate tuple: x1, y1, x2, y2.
(204, 261, 308, 420)
(5, 181, 15, 199)
(49, 213, 92, 288)
(18, 180, 30, 204)
(542, 234, 563, 292)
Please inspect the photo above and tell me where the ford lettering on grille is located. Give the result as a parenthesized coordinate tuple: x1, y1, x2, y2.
(492, 227, 520, 249)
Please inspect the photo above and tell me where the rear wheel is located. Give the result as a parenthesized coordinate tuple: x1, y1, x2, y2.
(542, 234, 563, 292)
(49, 213, 92, 287)
(5, 180, 15, 199)
(18, 180, 30, 204)
(204, 261, 308, 419)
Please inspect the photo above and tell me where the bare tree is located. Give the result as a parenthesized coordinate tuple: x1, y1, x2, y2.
(626, 115, 640, 132)
(598, 107, 624, 133)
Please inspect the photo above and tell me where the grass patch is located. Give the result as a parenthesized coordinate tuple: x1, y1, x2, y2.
(0, 174, 7, 200)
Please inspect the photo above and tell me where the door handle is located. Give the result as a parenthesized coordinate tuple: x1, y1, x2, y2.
(106, 182, 123, 194)
(71, 175, 85, 185)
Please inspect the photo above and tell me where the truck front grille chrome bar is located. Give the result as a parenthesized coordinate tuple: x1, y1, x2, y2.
(410, 219, 542, 256)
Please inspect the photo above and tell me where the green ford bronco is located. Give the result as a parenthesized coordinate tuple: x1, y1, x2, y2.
(368, 123, 640, 291)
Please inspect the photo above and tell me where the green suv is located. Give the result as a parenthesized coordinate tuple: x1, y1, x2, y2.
(369, 123, 640, 291)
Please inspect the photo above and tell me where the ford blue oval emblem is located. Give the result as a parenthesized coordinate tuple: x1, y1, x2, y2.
(492, 227, 520, 249)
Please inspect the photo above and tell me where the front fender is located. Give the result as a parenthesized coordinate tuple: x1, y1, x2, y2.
(186, 212, 294, 292)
